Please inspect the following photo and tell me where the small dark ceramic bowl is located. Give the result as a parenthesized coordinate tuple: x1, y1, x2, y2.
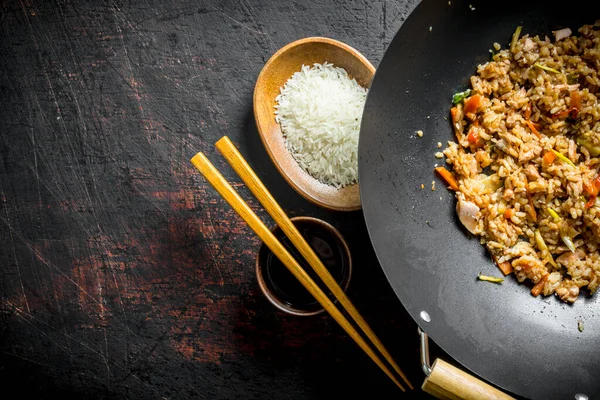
(255, 216, 352, 316)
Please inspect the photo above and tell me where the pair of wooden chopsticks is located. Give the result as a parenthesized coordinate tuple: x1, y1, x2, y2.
(190, 136, 413, 391)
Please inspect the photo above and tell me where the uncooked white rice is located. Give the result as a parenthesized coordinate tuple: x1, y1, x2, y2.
(274, 62, 367, 188)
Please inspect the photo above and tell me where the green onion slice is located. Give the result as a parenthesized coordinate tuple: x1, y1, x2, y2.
(534, 63, 561, 74)
(550, 149, 576, 167)
(478, 273, 505, 284)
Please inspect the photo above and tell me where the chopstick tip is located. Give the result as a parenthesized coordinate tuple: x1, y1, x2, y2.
(215, 135, 232, 150)
(190, 152, 208, 172)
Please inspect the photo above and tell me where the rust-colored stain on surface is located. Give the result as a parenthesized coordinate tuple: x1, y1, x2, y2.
(0, 0, 418, 397)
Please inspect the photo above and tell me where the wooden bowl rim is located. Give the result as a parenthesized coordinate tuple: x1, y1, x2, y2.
(253, 36, 375, 212)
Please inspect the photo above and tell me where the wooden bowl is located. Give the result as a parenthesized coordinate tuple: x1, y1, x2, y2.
(253, 37, 375, 212)
(255, 216, 353, 316)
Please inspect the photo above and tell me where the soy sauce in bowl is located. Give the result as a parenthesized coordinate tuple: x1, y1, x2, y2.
(256, 216, 352, 316)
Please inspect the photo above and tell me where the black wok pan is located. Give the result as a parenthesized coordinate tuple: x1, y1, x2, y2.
(359, 0, 600, 399)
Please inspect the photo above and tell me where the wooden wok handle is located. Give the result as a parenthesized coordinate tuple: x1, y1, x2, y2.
(422, 359, 515, 400)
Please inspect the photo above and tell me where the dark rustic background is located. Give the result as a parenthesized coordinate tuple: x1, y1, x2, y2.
(0, 0, 455, 398)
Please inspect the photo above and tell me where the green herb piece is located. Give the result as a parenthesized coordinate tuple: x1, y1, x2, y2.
(577, 137, 600, 157)
(534, 63, 561, 74)
(547, 207, 561, 221)
(566, 73, 579, 84)
(478, 273, 505, 284)
(535, 230, 557, 268)
(561, 234, 577, 253)
(550, 149, 576, 167)
(559, 223, 577, 253)
(569, 118, 581, 131)
(452, 89, 472, 105)
(511, 26, 522, 51)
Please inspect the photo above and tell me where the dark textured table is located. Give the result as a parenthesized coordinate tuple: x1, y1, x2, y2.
(0, 0, 458, 398)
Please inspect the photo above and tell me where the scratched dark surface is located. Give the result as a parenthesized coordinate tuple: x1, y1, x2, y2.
(0, 0, 456, 398)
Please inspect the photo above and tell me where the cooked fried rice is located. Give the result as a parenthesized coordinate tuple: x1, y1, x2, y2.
(442, 22, 600, 303)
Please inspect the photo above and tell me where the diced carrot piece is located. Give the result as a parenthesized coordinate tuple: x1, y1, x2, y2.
(552, 92, 581, 119)
(523, 102, 532, 119)
(464, 94, 482, 115)
(531, 274, 549, 297)
(570, 91, 581, 118)
(525, 120, 541, 138)
(497, 261, 513, 276)
(467, 128, 480, 145)
(450, 107, 459, 124)
(551, 110, 570, 119)
(504, 209, 514, 219)
(584, 175, 600, 208)
(435, 166, 459, 191)
(520, 262, 534, 271)
(528, 198, 537, 220)
(542, 150, 556, 166)
(586, 196, 596, 209)
(526, 187, 537, 221)
(583, 181, 598, 197)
